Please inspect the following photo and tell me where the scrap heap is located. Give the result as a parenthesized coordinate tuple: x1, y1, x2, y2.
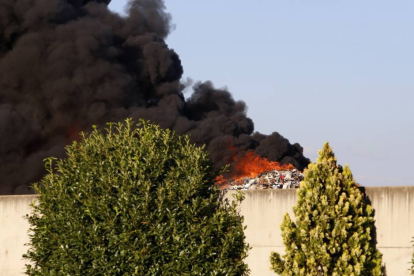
(215, 150, 305, 190)
(222, 169, 304, 190)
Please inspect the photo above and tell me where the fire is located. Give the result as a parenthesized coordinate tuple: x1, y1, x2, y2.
(232, 151, 294, 179)
(216, 150, 295, 185)
(68, 125, 81, 142)
(214, 175, 226, 185)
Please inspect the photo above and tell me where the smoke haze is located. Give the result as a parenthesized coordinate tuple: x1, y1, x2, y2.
(0, 0, 309, 194)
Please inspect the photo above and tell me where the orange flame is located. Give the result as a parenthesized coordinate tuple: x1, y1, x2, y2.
(232, 151, 294, 179)
(68, 125, 81, 142)
(216, 150, 295, 186)
(214, 175, 226, 185)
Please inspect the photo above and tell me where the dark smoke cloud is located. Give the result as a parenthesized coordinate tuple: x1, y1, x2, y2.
(0, 0, 309, 194)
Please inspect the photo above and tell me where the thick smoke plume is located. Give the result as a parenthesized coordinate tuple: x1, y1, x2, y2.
(0, 0, 309, 194)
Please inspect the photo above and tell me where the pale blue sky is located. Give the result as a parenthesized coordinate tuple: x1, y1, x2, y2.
(109, 0, 414, 186)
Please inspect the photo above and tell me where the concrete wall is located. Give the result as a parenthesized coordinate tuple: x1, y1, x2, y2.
(231, 187, 414, 276)
(0, 195, 37, 276)
(1, 187, 414, 276)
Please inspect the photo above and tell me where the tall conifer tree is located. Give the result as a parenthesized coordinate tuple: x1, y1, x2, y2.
(270, 142, 383, 276)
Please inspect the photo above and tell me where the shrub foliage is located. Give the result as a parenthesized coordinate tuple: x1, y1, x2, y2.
(24, 119, 249, 275)
(270, 142, 383, 276)
(411, 239, 414, 275)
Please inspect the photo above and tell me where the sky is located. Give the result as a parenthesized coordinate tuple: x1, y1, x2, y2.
(109, 0, 414, 187)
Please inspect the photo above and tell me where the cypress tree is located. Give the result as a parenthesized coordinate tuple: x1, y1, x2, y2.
(270, 142, 383, 276)
(411, 243, 414, 275)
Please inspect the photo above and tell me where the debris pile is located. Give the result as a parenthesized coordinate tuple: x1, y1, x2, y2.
(222, 169, 304, 190)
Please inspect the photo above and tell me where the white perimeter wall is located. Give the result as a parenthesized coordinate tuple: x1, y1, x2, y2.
(228, 187, 414, 276)
(0, 195, 36, 276)
(1, 187, 414, 276)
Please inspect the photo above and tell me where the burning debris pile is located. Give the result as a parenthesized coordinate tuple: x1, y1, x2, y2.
(219, 169, 304, 190)
(216, 150, 304, 190)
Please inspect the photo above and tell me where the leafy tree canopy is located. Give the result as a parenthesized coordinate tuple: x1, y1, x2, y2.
(25, 119, 249, 275)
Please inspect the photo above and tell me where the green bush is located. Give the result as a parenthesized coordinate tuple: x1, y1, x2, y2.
(270, 142, 383, 276)
(24, 119, 249, 275)
(411, 238, 414, 275)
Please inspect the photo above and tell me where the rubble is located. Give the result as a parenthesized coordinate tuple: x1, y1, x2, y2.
(222, 169, 304, 190)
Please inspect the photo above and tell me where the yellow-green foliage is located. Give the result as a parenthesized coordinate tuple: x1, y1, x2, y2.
(270, 142, 383, 276)
(411, 239, 414, 275)
(24, 119, 249, 275)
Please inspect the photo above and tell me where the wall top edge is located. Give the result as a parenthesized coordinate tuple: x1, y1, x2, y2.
(0, 194, 38, 199)
(2, 185, 414, 198)
(240, 185, 414, 193)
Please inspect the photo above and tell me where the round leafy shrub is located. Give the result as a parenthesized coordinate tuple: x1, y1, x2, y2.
(24, 119, 249, 275)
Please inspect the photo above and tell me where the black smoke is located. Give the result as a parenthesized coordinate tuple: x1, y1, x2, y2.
(0, 0, 309, 194)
